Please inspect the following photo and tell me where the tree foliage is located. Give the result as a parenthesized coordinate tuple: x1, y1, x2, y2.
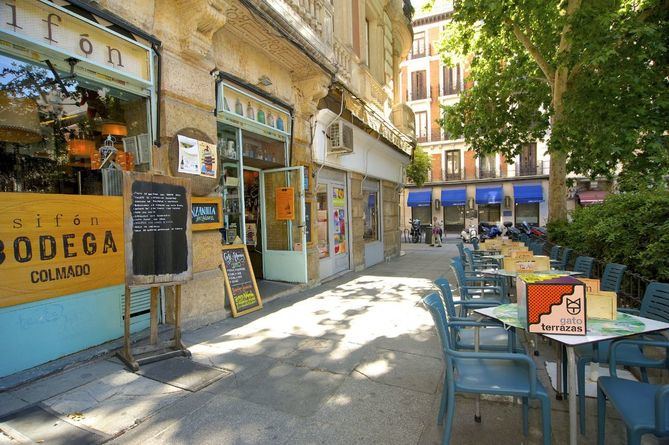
(548, 191, 669, 281)
(406, 145, 431, 187)
(439, 0, 669, 210)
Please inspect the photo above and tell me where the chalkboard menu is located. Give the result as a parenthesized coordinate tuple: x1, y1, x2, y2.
(191, 197, 223, 231)
(123, 172, 193, 285)
(221, 244, 262, 317)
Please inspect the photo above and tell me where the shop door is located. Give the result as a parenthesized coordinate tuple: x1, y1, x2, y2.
(443, 205, 465, 233)
(317, 181, 350, 279)
(260, 167, 308, 283)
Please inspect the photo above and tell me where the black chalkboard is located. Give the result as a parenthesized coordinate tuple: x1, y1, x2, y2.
(305, 201, 312, 244)
(191, 198, 222, 231)
(221, 245, 262, 317)
(124, 173, 193, 285)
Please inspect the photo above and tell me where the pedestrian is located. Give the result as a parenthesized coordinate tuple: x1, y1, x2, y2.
(432, 217, 443, 247)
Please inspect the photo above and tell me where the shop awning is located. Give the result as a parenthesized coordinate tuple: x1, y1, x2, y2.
(513, 184, 544, 204)
(577, 190, 608, 205)
(441, 189, 467, 206)
(407, 190, 432, 207)
(475, 186, 503, 204)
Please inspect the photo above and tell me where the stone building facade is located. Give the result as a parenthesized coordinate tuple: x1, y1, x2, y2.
(0, 0, 413, 377)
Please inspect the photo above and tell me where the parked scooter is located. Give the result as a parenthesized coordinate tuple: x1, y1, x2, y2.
(409, 219, 422, 243)
(460, 224, 479, 244)
(478, 222, 502, 240)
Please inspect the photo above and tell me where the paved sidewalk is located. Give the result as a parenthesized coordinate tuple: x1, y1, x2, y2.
(0, 242, 634, 444)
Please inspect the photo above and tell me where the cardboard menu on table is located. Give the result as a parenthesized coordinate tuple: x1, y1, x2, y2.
(220, 244, 263, 317)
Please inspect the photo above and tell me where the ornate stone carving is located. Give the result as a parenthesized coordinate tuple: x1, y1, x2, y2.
(177, 0, 229, 60)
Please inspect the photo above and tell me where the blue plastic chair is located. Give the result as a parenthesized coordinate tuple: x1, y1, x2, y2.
(434, 278, 516, 351)
(597, 339, 669, 445)
(531, 241, 545, 256)
(551, 247, 572, 270)
(456, 242, 467, 263)
(451, 258, 506, 305)
(601, 263, 627, 292)
(576, 282, 669, 434)
(548, 245, 561, 261)
(423, 292, 552, 445)
(572, 256, 595, 278)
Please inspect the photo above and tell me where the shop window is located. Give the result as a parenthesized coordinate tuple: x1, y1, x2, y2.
(0, 53, 150, 194)
(241, 130, 286, 168)
(443, 205, 465, 232)
(317, 184, 330, 258)
(363, 190, 379, 242)
(478, 204, 501, 224)
(515, 203, 540, 225)
(411, 206, 432, 225)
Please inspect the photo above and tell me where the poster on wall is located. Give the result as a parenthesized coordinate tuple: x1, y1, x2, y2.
(246, 223, 257, 246)
(177, 135, 200, 175)
(198, 141, 218, 177)
(276, 187, 295, 220)
(333, 187, 345, 207)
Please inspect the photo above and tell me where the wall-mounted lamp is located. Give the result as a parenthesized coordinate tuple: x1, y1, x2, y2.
(504, 196, 512, 209)
(467, 198, 475, 210)
(258, 75, 272, 87)
(434, 199, 441, 210)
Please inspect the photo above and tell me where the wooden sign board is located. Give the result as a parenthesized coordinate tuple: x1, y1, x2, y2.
(0, 192, 124, 308)
(276, 187, 295, 220)
(220, 244, 262, 317)
(123, 172, 193, 286)
(191, 197, 223, 231)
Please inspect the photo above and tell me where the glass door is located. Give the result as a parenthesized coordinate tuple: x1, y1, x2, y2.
(260, 166, 307, 283)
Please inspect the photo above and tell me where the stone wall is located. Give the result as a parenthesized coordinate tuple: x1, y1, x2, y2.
(350, 173, 365, 271)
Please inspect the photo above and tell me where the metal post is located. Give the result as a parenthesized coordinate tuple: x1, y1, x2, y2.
(567, 346, 578, 445)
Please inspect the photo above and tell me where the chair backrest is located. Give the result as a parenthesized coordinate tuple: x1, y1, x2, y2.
(573, 256, 595, 278)
(456, 242, 466, 261)
(472, 238, 480, 251)
(558, 247, 573, 269)
(423, 292, 456, 360)
(531, 242, 545, 256)
(463, 247, 475, 266)
(451, 259, 467, 289)
(520, 233, 529, 244)
(601, 263, 627, 292)
(549, 245, 561, 260)
(640, 282, 669, 323)
(434, 278, 458, 318)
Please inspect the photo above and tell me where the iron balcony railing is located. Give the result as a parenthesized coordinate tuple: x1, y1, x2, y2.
(516, 160, 549, 176)
(477, 168, 498, 179)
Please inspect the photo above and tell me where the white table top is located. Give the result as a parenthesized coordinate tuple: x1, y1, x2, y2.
(475, 304, 669, 346)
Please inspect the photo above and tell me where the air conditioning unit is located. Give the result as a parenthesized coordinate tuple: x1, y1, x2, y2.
(327, 120, 354, 155)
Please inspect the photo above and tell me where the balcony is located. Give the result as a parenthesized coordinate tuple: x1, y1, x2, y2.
(516, 160, 549, 177)
(477, 168, 499, 179)
(443, 170, 464, 181)
(333, 38, 352, 83)
(391, 103, 415, 138)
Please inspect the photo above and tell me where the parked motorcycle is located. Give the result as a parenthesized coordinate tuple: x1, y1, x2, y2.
(410, 219, 422, 243)
(460, 224, 479, 244)
(478, 222, 502, 240)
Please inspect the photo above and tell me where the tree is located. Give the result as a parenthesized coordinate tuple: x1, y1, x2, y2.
(406, 145, 431, 186)
(438, 0, 669, 222)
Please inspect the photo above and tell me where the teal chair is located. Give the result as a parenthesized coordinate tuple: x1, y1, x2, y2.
(597, 339, 669, 445)
(576, 282, 669, 434)
(548, 245, 561, 261)
(423, 292, 552, 445)
(601, 263, 627, 292)
(450, 258, 506, 306)
(572, 256, 595, 278)
(551, 247, 572, 270)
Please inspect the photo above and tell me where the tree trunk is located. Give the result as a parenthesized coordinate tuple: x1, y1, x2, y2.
(548, 65, 569, 223)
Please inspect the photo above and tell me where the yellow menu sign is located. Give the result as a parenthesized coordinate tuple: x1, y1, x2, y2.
(0, 193, 124, 307)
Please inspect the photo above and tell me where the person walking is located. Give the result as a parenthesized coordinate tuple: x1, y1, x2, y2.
(432, 217, 443, 247)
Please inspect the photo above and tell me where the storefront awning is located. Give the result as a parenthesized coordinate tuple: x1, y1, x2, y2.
(441, 189, 466, 206)
(407, 190, 432, 207)
(513, 184, 544, 204)
(475, 186, 503, 204)
(577, 190, 608, 205)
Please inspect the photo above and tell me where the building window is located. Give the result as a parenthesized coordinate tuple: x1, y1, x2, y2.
(478, 154, 496, 178)
(515, 203, 540, 225)
(444, 150, 460, 180)
(443, 64, 462, 95)
(411, 70, 427, 100)
(518, 143, 538, 176)
(411, 32, 426, 58)
(363, 190, 379, 242)
(0, 53, 150, 195)
(415, 111, 428, 142)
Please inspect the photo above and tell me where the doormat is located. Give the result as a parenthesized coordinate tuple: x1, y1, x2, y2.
(0, 404, 107, 444)
(136, 356, 231, 392)
(545, 361, 638, 398)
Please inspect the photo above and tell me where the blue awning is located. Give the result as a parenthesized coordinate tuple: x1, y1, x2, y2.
(476, 186, 503, 204)
(514, 184, 544, 204)
(407, 190, 432, 207)
(441, 189, 466, 206)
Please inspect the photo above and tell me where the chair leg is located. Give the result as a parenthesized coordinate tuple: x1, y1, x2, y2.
(577, 358, 587, 435)
(561, 346, 568, 396)
(539, 395, 552, 445)
(640, 367, 649, 383)
(597, 385, 606, 445)
(627, 428, 642, 445)
(443, 390, 456, 445)
(437, 376, 447, 425)
(522, 397, 529, 436)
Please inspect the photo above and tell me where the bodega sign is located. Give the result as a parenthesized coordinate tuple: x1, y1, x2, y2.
(0, 193, 124, 308)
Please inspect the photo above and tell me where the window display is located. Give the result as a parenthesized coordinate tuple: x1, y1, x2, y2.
(317, 184, 329, 259)
(333, 186, 347, 255)
(363, 190, 379, 242)
(0, 53, 150, 194)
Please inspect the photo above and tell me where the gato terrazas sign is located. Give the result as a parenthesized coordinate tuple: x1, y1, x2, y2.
(0, 193, 124, 308)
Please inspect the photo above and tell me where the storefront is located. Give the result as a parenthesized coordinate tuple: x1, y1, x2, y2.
(476, 186, 503, 224)
(407, 189, 433, 223)
(513, 184, 544, 225)
(316, 167, 350, 279)
(441, 188, 466, 233)
(216, 78, 307, 283)
(0, 0, 158, 377)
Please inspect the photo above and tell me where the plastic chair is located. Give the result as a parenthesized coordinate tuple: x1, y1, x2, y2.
(472, 238, 480, 251)
(423, 292, 552, 445)
(572, 256, 595, 278)
(601, 263, 627, 292)
(597, 339, 669, 445)
(531, 241, 545, 256)
(456, 242, 467, 263)
(576, 282, 669, 434)
(434, 278, 516, 351)
(551, 247, 573, 270)
(548, 245, 561, 261)
(451, 258, 506, 305)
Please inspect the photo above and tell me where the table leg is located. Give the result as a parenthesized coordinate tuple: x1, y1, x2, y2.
(475, 325, 481, 422)
(566, 345, 577, 445)
(556, 344, 563, 400)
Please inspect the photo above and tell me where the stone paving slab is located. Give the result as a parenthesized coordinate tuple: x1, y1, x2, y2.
(0, 393, 28, 418)
(282, 337, 372, 375)
(136, 357, 232, 392)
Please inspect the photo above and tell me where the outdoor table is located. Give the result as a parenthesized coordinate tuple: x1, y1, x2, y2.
(478, 268, 583, 278)
(474, 303, 669, 445)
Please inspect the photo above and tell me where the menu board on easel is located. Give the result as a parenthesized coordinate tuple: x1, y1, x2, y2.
(123, 172, 193, 286)
(221, 244, 263, 317)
